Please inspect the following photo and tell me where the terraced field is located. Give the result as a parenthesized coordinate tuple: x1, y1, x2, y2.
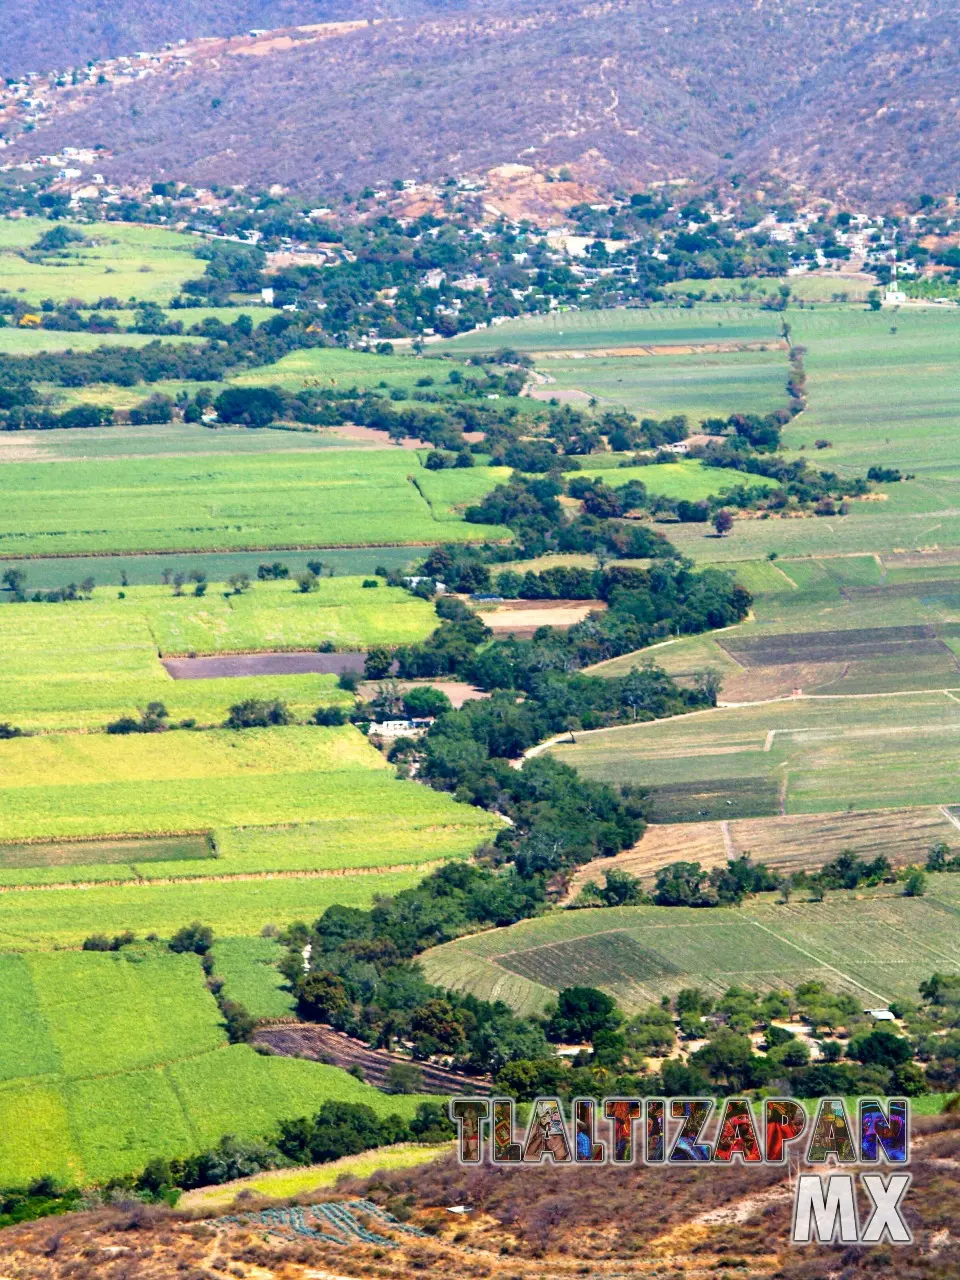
(421, 878, 960, 1016)
(0, 452, 510, 556)
(0, 949, 434, 1185)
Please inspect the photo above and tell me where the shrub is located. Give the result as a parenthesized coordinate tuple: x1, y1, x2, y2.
(225, 698, 293, 729)
(169, 922, 214, 955)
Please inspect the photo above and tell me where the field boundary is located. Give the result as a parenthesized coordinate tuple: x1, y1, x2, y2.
(0, 858, 454, 895)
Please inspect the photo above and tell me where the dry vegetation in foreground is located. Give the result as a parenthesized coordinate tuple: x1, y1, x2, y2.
(0, 1114, 958, 1279)
(567, 805, 959, 898)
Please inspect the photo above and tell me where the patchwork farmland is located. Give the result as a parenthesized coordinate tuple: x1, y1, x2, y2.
(592, 553, 960, 701)
(0, 724, 498, 866)
(0, 579, 436, 731)
(547, 690, 960, 819)
(421, 878, 960, 1016)
(0, 948, 435, 1186)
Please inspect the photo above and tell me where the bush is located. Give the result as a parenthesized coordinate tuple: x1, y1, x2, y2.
(314, 705, 348, 726)
(169, 922, 214, 955)
(383, 1061, 424, 1094)
(224, 698, 293, 729)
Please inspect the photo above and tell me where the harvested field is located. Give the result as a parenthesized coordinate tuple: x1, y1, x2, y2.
(719, 624, 958, 666)
(254, 1024, 490, 1095)
(478, 599, 605, 637)
(643, 776, 781, 823)
(568, 805, 959, 897)
(162, 651, 366, 679)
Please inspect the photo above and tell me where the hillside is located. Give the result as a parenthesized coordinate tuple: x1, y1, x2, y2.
(4, 0, 960, 202)
(1, 1114, 958, 1278)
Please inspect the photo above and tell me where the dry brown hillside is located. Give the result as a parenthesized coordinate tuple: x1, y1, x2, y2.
(4, 0, 960, 203)
(0, 1113, 957, 1280)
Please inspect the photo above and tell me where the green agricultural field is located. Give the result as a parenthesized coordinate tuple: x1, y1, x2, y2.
(0, 724, 498, 846)
(229, 345, 475, 395)
(443, 305, 784, 352)
(0, 545, 421, 589)
(666, 306, 960, 562)
(546, 690, 960, 818)
(538, 348, 788, 422)
(140, 577, 438, 654)
(421, 879, 960, 1016)
(0, 947, 438, 1184)
(0, 422, 382, 464)
(0, 451, 510, 555)
(0, 579, 430, 730)
(0, 868, 428, 952)
(578, 459, 777, 502)
(211, 936, 296, 1020)
(665, 275, 878, 303)
(0, 328, 201, 355)
(0, 219, 203, 306)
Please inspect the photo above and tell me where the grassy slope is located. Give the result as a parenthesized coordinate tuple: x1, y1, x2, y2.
(421, 877, 960, 1016)
(0, 219, 202, 306)
(546, 690, 960, 813)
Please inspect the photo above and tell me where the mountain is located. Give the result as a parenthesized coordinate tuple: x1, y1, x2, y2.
(4, 0, 960, 203)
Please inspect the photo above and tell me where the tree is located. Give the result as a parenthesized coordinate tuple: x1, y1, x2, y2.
(691, 1030, 760, 1091)
(598, 868, 643, 906)
(693, 668, 722, 706)
(402, 686, 453, 719)
(713, 509, 734, 537)
(889, 1061, 926, 1097)
(228, 572, 251, 595)
(295, 571, 319, 594)
(169, 922, 214, 955)
(849, 1027, 912, 1068)
(214, 387, 285, 427)
(298, 970, 350, 1023)
(364, 647, 393, 680)
(221, 999, 255, 1044)
(904, 869, 927, 897)
(314, 705, 348, 726)
(1, 568, 26, 597)
(927, 841, 951, 871)
(547, 987, 619, 1042)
